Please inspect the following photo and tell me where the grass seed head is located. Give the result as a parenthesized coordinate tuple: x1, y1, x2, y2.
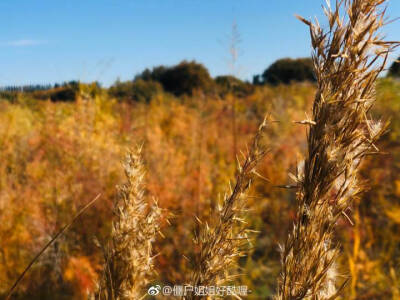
(276, 1, 399, 299)
(99, 147, 162, 300)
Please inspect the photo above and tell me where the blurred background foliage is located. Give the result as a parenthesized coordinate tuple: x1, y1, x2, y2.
(0, 58, 399, 299)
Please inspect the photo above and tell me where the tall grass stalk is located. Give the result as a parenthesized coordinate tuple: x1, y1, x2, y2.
(98, 147, 161, 300)
(5, 194, 101, 300)
(189, 118, 269, 299)
(276, 0, 399, 299)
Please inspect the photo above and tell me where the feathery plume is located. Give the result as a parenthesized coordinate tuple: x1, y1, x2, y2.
(277, 1, 399, 299)
(99, 147, 162, 300)
(188, 118, 269, 299)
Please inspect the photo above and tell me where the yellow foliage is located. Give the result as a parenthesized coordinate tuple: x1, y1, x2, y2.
(64, 256, 99, 299)
(395, 180, 400, 197)
(385, 206, 400, 224)
(0, 80, 399, 298)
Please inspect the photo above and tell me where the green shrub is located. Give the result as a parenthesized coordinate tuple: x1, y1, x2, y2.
(256, 57, 316, 85)
(215, 75, 254, 97)
(135, 66, 168, 83)
(388, 57, 400, 77)
(160, 61, 214, 96)
(135, 61, 214, 96)
(109, 79, 163, 102)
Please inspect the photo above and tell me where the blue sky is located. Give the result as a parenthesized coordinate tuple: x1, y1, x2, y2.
(1, 0, 399, 87)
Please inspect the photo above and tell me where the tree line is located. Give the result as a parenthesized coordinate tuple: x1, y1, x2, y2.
(2, 57, 400, 102)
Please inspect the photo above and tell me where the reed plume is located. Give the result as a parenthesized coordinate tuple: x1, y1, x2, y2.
(98, 147, 162, 300)
(276, 1, 399, 299)
(189, 118, 269, 299)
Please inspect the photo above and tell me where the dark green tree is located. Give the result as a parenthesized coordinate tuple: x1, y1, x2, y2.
(260, 57, 316, 85)
(252, 74, 263, 85)
(135, 66, 168, 83)
(46, 81, 80, 102)
(109, 79, 162, 103)
(215, 75, 254, 97)
(388, 57, 400, 77)
(135, 61, 214, 96)
(158, 61, 214, 96)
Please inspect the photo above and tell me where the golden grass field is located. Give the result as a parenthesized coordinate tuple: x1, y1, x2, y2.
(0, 78, 399, 299)
(1, 0, 400, 299)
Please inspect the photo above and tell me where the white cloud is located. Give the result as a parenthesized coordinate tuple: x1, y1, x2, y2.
(3, 39, 46, 47)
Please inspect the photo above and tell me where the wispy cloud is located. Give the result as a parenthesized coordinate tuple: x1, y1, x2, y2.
(3, 39, 46, 47)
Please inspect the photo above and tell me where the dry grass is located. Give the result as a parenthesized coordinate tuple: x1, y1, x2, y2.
(188, 118, 269, 299)
(3, 1, 400, 299)
(276, 0, 399, 299)
(98, 147, 162, 300)
(4, 194, 101, 300)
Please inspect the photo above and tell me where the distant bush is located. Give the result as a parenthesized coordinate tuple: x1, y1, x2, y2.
(135, 66, 168, 83)
(48, 81, 80, 102)
(23, 81, 80, 102)
(160, 61, 214, 96)
(136, 61, 214, 96)
(0, 81, 82, 102)
(109, 79, 163, 103)
(49, 87, 77, 102)
(255, 57, 316, 85)
(0, 91, 19, 102)
(252, 74, 263, 86)
(215, 75, 254, 97)
(388, 57, 400, 77)
(0, 84, 53, 93)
